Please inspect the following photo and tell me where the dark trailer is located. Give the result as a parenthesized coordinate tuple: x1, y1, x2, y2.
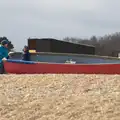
(28, 38, 95, 55)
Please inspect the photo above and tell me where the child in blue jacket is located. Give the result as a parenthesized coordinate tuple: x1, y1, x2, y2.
(22, 46, 30, 61)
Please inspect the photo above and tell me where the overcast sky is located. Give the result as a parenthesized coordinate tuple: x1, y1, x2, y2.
(0, 0, 120, 51)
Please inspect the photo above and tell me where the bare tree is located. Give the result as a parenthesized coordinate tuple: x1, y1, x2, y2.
(63, 32, 120, 57)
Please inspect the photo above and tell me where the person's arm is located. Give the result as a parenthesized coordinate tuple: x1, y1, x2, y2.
(0, 52, 8, 61)
(4, 50, 9, 59)
(22, 53, 27, 60)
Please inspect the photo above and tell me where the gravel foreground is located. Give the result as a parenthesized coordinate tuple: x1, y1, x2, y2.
(0, 74, 120, 120)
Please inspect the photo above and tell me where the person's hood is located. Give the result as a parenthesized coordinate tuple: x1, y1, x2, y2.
(1, 40, 9, 46)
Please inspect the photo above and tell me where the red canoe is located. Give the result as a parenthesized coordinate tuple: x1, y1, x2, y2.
(3, 59, 120, 74)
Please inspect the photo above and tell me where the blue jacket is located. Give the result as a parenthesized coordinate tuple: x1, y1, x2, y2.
(0, 45, 9, 63)
(22, 51, 30, 61)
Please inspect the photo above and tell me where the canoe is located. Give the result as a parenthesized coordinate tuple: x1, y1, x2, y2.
(3, 59, 120, 74)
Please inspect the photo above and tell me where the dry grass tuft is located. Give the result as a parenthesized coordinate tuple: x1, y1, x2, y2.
(0, 74, 120, 120)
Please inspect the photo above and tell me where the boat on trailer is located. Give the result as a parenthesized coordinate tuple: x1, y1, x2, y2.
(3, 59, 120, 74)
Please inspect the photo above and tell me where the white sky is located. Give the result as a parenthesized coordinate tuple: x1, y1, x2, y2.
(0, 0, 120, 51)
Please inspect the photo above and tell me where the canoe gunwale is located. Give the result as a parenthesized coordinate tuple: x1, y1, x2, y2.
(6, 59, 120, 66)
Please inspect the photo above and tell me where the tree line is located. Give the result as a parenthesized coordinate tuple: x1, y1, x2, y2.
(63, 32, 120, 57)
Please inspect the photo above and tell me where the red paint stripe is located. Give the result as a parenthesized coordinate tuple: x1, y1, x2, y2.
(3, 61, 120, 74)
